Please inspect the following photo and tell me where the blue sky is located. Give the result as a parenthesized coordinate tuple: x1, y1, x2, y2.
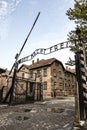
(0, 0, 75, 70)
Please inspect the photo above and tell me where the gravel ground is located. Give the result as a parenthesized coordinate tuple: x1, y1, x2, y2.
(0, 97, 75, 130)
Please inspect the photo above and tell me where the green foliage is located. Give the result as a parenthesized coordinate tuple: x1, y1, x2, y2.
(66, 0, 87, 23)
(66, 0, 87, 57)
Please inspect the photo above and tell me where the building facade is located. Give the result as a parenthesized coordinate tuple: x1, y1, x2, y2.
(17, 58, 76, 99)
(0, 58, 76, 101)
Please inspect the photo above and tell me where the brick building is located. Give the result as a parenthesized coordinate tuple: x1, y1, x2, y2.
(0, 58, 76, 101)
(0, 69, 13, 99)
(0, 68, 6, 89)
(17, 58, 76, 99)
(0, 68, 6, 100)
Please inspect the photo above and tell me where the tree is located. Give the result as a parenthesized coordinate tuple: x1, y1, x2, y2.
(66, 0, 87, 63)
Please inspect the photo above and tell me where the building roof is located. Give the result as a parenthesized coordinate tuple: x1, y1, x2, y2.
(18, 64, 29, 72)
(18, 58, 76, 76)
(0, 68, 6, 74)
(18, 58, 65, 72)
(18, 58, 65, 71)
(65, 66, 75, 75)
(28, 58, 65, 70)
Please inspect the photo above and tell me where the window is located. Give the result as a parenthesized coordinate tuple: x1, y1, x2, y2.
(30, 70, 33, 78)
(43, 81, 47, 90)
(59, 70, 61, 75)
(22, 67, 25, 71)
(22, 73, 25, 78)
(54, 82, 57, 89)
(37, 69, 41, 77)
(53, 69, 57, 77)
(59, 82, 63, 89)
(22, 72, 28, 79)
(43, 68, 47, 77)
(59, 83, 63, 86)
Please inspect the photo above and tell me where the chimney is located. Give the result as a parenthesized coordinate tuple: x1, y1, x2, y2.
(37, 58, 39, 64)
(66, 66, 68, 70)
(32, 60, 34, 65)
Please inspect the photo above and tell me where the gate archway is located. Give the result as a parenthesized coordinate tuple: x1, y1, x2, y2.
(1, 28, 87, 123)
(2, 40, 73, 104)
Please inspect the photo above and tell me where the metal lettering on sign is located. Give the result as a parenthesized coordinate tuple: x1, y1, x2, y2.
(18, 40, 72, 64)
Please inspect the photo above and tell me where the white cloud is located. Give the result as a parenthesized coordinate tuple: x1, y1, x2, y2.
(0, 1, 8, 19)
(0, 0, 22, 39)
(8, 0, 22, 14)
(0, 0, 22, 19)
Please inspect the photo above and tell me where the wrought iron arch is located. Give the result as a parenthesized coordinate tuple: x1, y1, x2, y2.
(18, 40, 74, 65)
